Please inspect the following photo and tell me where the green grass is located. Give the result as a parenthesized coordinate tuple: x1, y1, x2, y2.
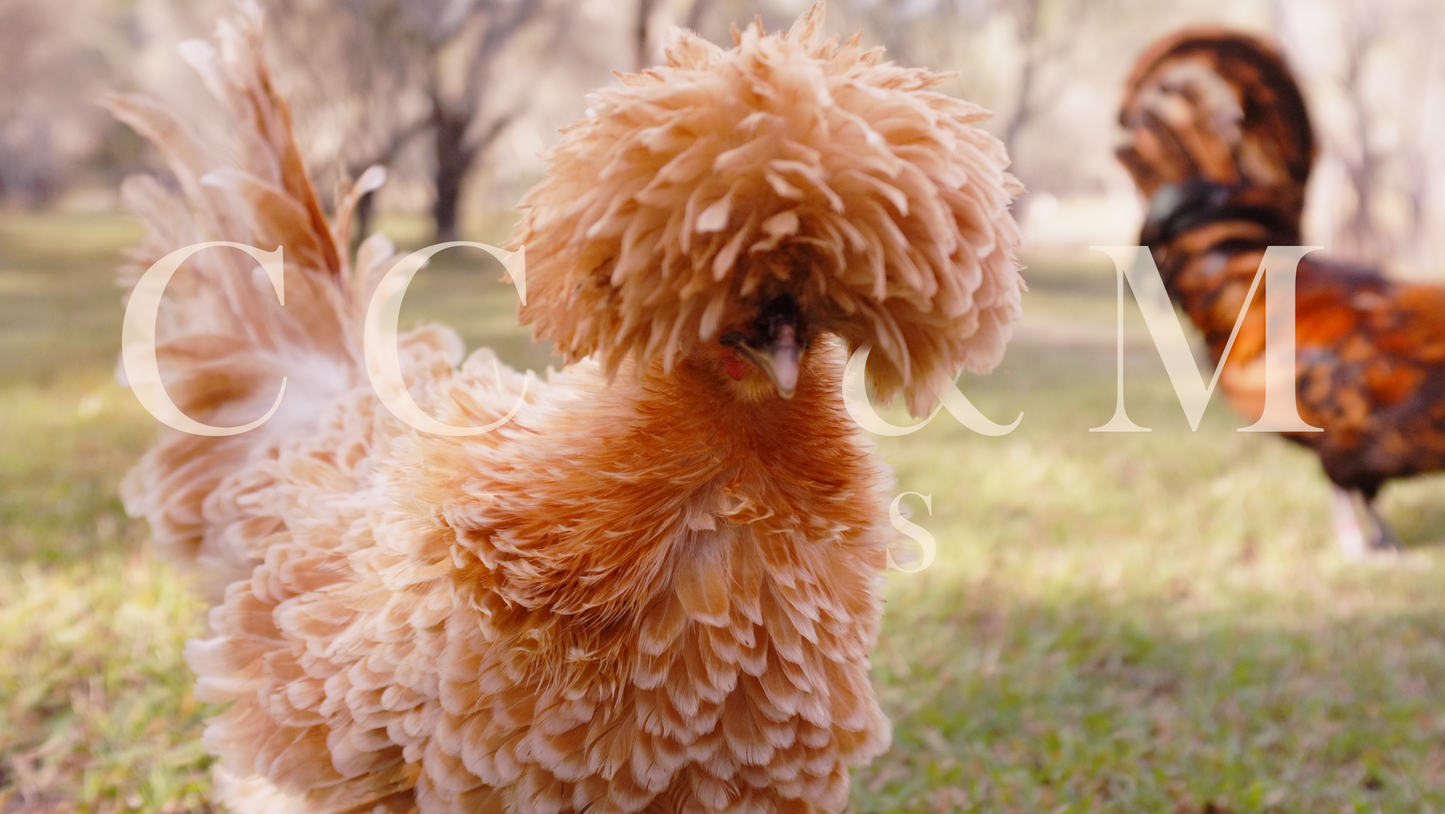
(0, 213, 212, 814)
(1, 213, 1443, 813)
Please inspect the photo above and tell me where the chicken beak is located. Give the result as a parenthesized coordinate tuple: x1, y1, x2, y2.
(739, 324, 801, 399)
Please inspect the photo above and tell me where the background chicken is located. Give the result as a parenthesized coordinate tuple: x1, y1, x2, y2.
(114, 4, 1023, 812)
(1117, 28, 1445, 556)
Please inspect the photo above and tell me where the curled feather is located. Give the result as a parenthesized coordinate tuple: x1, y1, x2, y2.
(511, 1, 1023, 415)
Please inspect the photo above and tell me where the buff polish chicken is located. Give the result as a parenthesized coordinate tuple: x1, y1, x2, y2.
(112, 3, 1023, 812)
(1117, 29, 1445, 556)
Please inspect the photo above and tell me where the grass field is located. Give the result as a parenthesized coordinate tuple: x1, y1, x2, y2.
(1, 211, 1443, 813)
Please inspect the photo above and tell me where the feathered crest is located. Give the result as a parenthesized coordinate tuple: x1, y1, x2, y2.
(510, 1, 1023, 415)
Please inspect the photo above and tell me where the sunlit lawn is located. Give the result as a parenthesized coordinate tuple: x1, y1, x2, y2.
(1, 212, 1442, 813)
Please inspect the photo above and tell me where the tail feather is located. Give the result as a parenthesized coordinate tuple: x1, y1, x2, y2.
(1116, 27, 1313, 223)
(114, 15, 343, 280)
(111, 5, 394, 592)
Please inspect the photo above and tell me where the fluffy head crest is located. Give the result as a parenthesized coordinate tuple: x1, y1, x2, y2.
(511, 1, 1023, 415)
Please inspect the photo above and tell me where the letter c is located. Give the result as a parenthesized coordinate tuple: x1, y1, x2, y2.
(121, 242, 286, 436)
(363, 241, 529, 436)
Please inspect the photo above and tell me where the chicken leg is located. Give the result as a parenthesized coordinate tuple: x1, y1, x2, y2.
(1330, 485, 1401, 558)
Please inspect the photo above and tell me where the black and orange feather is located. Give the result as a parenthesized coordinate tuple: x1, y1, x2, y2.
(1118, 28, 1445, 554)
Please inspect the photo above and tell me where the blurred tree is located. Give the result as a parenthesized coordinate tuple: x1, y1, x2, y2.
(1275, 0, 1445, 272)
(635, 0, 721, 72)
(262, 0, 572, 241)
(682, 0, 718, 32)
(831, 0, 1102, 194)
(637, 0, 659, 69)
(989, 0, 1096, 163)
(0, 0, 118, 207)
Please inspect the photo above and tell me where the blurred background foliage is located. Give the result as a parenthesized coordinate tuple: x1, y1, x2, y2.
(5, 0, 1445, 271)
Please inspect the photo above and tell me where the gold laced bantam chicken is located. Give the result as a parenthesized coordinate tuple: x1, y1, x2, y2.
(113, 3, 1023, 812)
(1118, 29, 1445, 555)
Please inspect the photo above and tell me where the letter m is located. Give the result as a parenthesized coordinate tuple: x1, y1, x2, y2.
(1088, 246, 1323, 434)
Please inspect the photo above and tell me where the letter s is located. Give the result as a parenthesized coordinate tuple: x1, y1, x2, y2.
(886, 491, 937, 573)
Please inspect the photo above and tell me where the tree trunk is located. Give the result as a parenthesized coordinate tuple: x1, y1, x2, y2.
(683, 0, 714, 31)
(432, 100, 477, 243)
(355, 190, 376, 248)
(635, 0, 657, 70)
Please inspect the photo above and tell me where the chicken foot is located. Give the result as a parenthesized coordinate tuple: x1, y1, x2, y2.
(1330, 485, 1402, 558)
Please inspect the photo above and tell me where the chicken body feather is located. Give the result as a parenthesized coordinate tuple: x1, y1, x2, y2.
(117, 4, 1023, 812)
(184, 338, 893, 814)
